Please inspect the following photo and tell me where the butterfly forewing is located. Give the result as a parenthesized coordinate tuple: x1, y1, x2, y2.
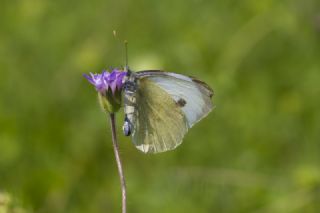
(137, 70, 213, 127)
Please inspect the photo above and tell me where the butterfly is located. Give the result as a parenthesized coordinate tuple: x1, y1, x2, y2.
(122, 69, 214, 153)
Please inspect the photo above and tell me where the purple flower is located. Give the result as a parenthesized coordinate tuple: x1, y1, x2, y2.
(84, 69, 127, 94)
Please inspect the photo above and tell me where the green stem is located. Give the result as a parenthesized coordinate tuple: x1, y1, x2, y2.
(109, 113, 127, 213)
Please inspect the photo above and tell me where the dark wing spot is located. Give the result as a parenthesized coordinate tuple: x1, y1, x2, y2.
(176, 98, 187, 107)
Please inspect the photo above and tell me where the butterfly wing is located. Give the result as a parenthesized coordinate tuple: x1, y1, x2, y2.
(127, 70, 213, 154)
(137, 70, 214, 127)
(130, 77, 189, 153)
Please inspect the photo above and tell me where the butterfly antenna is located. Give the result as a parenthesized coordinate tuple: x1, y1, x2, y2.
(124, 40, 129, 72)
(113, 30, 129, 72)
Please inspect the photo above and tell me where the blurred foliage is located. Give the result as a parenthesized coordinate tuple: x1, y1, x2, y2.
(0, 192, 27, 213)
(1, 0, 320, 212)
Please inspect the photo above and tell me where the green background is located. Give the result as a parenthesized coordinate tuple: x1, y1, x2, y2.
(1, 0, 320, 212)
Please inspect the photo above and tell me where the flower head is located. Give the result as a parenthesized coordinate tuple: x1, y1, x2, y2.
(84, 69, 127, 94)
(84, 68, 127, 113)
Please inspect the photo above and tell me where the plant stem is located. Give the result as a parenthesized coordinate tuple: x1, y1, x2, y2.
(109, 113, 127, 213)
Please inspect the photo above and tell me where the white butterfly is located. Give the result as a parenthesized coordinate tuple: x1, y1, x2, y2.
(122, 70, 214, 154)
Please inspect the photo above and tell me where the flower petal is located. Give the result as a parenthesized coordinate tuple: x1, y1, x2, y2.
(83, 72, 109, 92)
(116, 71, 126, 90)
(83, 74, 95, 85)
(110, 83, 117, 94)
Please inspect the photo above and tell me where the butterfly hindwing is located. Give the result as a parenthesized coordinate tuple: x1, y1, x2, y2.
(131, 77, 189, 153)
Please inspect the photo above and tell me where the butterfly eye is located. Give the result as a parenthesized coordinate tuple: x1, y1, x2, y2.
(122, 117, 132, 136)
